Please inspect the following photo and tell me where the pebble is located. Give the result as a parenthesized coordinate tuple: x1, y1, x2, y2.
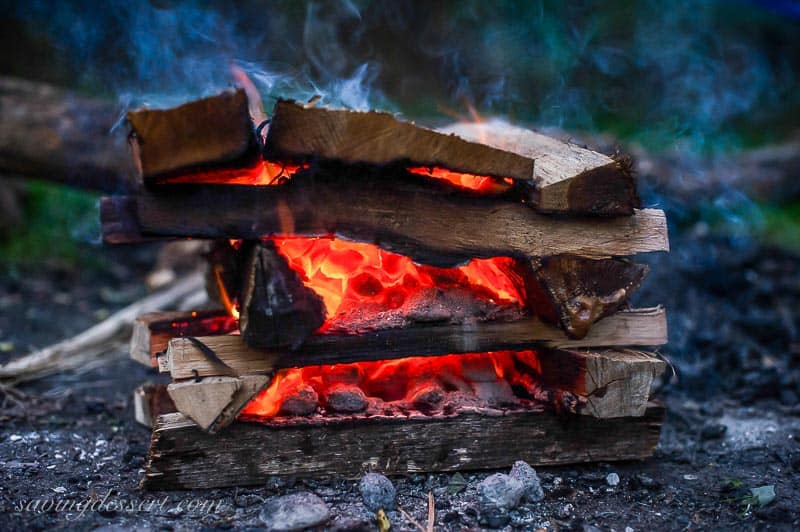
(408, 383, 445, 412)
(509, 460, 544, 502)
(478, 473, 524, 510)
(325, 385, 368, 413)
(259, 492, 330, 531)
(279, 385, 319, 416)
(359, 473, 396, 511)
(606, 472, 620, 487)
(556, 503, 573, 519)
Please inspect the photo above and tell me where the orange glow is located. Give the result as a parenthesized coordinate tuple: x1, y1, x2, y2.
(213, 264, 240, 320)
(270, 236, 526, 332)
(162, 156, 305, 186)
(240, 350, 546, 420)
(407, 166, 514, 194)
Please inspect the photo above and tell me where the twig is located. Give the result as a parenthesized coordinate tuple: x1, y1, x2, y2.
(427, 491, 435, 532)
(397, 506, 426, 532)
(0, 272, 204, 383)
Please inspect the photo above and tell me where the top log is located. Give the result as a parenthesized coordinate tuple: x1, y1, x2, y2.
(441, 120, 640, 215)
(127, 89, 259, 184)
(264, 100, 535, 183)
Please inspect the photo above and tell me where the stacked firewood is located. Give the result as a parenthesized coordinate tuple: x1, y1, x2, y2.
(104, 90, 670, 490)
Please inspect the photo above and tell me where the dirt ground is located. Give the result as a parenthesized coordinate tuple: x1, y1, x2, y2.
(1, 234, 799, 531)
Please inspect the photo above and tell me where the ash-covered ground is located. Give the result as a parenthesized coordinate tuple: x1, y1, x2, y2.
(1, 231, 799, 530)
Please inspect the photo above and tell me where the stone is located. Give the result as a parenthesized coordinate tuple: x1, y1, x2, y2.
(606, 472, 620, 487)
(478, 473, 524, 510)
(408, 382, 445, 412)
(359, 472, 397, 511)
(509, 460, 544, 502)
(259, 492, 330, 531)
(279, 385, 319, 416)
(325, 384, 368, 413)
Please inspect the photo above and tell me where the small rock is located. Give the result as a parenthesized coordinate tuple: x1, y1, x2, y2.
(325, 384, 368, 413)
(557, 503, 574, 519)
(259, 492, 330, 531)
(634, 474, 659, 490)
(700, 422, 727, 440)
(359, 473, 396, 511)
(408, 383, 445, 412)
(479, 473, 524, 510)
(480, 506, 511, 528)
(683, 474, 698, 481)
(625, 527, 634, 532)
(606, 472, 620, 487)
(279, 385, 319, 416)
(509, 461, 544, 502)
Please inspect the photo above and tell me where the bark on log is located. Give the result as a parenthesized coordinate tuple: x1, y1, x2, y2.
(0, 76, 134, 192)
(441, 120, 640, 214)
(100, 174, 669, 266)
(162, 307, 667, 380)
(129, 309, 237, 368)
(238, 242, 326, 350)
(133, 382, 177, 428)
(127, 89, 259, 184)
(143, 403, 664, 489)
(524, 257, 649, 339)
(264, 100, 534, 183)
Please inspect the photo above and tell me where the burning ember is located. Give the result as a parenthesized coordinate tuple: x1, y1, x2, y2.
(240, 349, 571, 421)
(270, 236, 527, 333)
(408, 166, 514, 194)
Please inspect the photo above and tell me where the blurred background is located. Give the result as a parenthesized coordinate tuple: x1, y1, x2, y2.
(0, 0, 798, 398)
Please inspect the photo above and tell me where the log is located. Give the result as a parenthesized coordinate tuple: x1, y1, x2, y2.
(441, 120, 640, 215)
(143, 403, 665, 489)
(127, 89, 259, 184)
(0, 76, 134, 192)
(167, 374, 269, 433)
(524, 257, 649, 339)
(238, 242, 326, 350)
(133, 382, 177, 428)
(129, 310, 237, 368)
(263, 100, 534, 183)
(162, 307, 667, 380)
(100, 174, 669, 266)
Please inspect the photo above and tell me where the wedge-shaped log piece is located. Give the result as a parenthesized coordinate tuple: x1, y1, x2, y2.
(239, 242, 326, 349)
(167, 374, 269, 433)
(100, 174, 669, 266)
(133, 382, 177, 428)
(264, 100, 534, 182)
(130, 309, 237, 368)
(525, 257, 649, 339)
(143, 404, 664, 489)
(127, 89, 258, 183)
(163, 307, 667, 380)
(441, 120, 640, 215)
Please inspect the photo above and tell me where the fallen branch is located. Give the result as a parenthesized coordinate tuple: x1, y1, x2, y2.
(0, 272, 204, 384)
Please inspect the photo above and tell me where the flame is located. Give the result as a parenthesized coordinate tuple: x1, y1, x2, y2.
(213, 264, 240, 320)
(270, 236, 526, 331)
(162, 156, 305, 186)
(240, 350, 546, 420)
(407, 167, 514, 194)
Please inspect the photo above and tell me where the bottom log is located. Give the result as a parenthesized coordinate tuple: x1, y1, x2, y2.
(143, 404, 664, 490)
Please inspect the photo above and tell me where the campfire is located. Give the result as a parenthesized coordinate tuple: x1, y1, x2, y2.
(106, 89, 669, 490)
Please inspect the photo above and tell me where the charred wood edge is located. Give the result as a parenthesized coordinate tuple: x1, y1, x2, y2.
(161, 307, 667, 380)
(263, 99, 535, 183)
(98, 177, 668, 267)
(133, 382, 177, 428)
(127, 89, 260, 184)
(440, 121, 641, 215)
(130, 309, 236, 368)
(238, 241, 326, 350)
(0, 76, 136, 192)
(142, 402, 665, 490)
(524, 257, 649, 339)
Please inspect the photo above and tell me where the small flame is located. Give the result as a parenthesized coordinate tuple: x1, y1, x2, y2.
(163, 156, 306, 186)
(213, 264, 239, 320)
(407, 167, 514, 194)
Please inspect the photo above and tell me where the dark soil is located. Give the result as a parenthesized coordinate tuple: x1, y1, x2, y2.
(1, 233, 799, 531)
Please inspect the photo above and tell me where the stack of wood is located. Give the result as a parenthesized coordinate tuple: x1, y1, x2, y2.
(108, 90, 670, 490)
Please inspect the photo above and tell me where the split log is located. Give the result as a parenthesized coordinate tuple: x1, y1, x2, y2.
(0, 76, 134, 192)
(441, 120, 640, 214)
(162, 307, 667, 380)
(133, 383, 177, 428)
(238, 242, 326, 349)
(143, 403, 665, 489)
(263, 100, 534, 183)
(166, 374, 269, 433)
(100, 175, 669, 266)
(524, 257, 649, 339)
(129, 309, 237, 368)
(127, 89, 259, 184)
